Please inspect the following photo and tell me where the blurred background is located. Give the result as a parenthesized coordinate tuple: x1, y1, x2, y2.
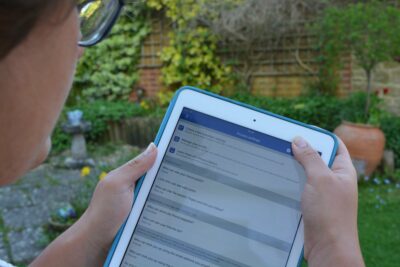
(0, 0, 399, 266)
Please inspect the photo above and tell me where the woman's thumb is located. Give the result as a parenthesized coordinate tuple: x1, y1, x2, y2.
(292, 137, 331, 182)
(108, 143, 157, 187)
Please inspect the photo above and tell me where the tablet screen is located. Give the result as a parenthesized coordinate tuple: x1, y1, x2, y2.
(121, 108, 307, 267)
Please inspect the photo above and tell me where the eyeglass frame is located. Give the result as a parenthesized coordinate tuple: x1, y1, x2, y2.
(78, 0, 125, 47)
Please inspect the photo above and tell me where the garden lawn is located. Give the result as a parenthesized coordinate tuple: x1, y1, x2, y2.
(358, 183, 400, 267)
(302, 182, 400, 267)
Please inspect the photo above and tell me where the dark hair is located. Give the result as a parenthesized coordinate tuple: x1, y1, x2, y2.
(0, 0, 74, 60)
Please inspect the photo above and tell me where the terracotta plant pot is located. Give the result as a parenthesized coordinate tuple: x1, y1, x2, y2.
(334, 121, 385, 176)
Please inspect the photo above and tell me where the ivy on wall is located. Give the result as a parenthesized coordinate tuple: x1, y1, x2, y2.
(73, 5, 150, 101)
(147, 0, 233, 95)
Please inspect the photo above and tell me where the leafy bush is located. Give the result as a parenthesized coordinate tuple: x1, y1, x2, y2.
(51, 101, 152, 153)
(381, 115, 400, 167)
(233, 92, 400, 166)
(51, 124, 72, 154)
(339, 92, 383, 126)
(147, 0, 234, 94)
(231, 93, 344, 131)
(315, 1, 400, 108)
(73, 5, 150, 101)
(53, 92, 400, 168)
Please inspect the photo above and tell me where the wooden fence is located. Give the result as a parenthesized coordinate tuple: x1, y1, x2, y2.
(106, 117, 163, 148)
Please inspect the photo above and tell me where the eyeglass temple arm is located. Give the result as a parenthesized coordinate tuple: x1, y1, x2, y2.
(78, 0, 125, 10)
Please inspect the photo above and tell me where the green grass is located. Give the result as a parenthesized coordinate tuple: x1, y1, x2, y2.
(0, 215, 13, 263)
(358, 183, 400, 266)
(302, 182, 400, 266)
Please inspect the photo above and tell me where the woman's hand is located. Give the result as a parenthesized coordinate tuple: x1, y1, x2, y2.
(292, 137, 364, 267)
(83, 143, 157, 262)
(31, 143, 157, 267)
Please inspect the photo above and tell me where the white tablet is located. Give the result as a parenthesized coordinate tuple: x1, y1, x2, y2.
(105, 86, 338, 267)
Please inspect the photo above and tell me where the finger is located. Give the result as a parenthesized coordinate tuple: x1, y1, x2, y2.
(334, 137, 352, 163)
(292, 136, 331, 182)
(109, 143, 157, 187)
(331, 137, 356, 177)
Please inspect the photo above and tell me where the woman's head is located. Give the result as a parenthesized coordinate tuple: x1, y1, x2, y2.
(0, 0, 77, 60)
(1, 0, 125, 59)
(0, 0, 124, 185)
(0, 0, 81, 184)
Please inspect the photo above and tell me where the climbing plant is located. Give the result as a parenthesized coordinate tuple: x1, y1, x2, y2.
(73, 4, 150, 101)
(147, 0, 234, 95)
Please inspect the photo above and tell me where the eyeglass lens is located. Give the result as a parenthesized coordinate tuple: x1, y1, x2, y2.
(78, 0, 120, 46)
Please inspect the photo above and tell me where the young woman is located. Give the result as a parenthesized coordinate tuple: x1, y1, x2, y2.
(0, 1, 364, 266)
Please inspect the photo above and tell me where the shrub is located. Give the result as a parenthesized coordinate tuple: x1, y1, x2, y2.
(147, 0, 234, 94)
(231, 93, 344, 131)
(233, 92, 399, 167)
(73, 5, 150, 101)
(381, 115, 400, 167)
(53, 92, 399, 168)
(339, 92, 382, 126)
(315, 1, 400, 110)
(51, 101, 152, 153)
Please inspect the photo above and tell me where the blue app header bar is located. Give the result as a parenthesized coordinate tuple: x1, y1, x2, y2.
(180, 108, 293, 156)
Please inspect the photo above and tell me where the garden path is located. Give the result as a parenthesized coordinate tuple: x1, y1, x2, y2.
(0, 164, 89, 264)
(0, 145, 138, 265)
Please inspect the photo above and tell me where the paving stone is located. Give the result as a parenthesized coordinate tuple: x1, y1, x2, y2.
(16, 165, 49, 186)
(0, 188, 33, 210)
(30, 186, 77, 206)
(8, 227, 44, 264)
(3, 205, 51, 229)
(51, 169, 81, 182)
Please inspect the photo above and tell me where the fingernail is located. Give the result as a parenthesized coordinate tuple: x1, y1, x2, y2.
(293, 136, 308, 149)
(143, 143, 156, 156)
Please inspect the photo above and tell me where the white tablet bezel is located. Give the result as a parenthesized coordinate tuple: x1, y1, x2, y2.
(108, 88, 336, 267)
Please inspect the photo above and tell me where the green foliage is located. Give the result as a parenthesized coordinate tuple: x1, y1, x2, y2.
(339, 92, 382, 126)
(315, 1, 400, 114)
(51, 101, 152, 153)
(231, 93, 344, 131)
(159, 29, 233, 93)
(73, 5, 150, 101)
(147, 0, 233, 94)
(233, 91, 400, 166)
(337, 1, 400, 74)
(51, 124, 72, 154)
(381, 115, 400, 167)
(53, 92, 400, 167)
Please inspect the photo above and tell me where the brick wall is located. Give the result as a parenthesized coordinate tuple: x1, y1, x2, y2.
(130, 15, 169, 100)
(251, 76, 307, 97)
(351, 57, 400, 115)
(249, 55, 353, 97)
(134, 17, 397, 109)
(132, 68, 163, 99)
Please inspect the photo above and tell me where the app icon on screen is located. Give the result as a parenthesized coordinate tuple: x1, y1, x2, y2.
(174, 136, 180, 142)
(178, 125, 184, 131)
(169, 147, 176, 153)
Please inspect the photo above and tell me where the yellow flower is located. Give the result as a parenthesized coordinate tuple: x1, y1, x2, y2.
(99, 171, 108, 181)
(140, 100, 150, 110)
(80, 166, 91, 177)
